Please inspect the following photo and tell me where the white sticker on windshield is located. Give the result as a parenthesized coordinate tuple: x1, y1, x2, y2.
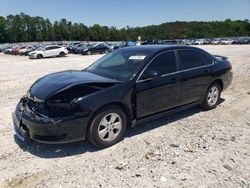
(129, 56, 146, 60)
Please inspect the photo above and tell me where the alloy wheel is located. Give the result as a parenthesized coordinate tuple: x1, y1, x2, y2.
(207, 86, 219, 106)
(98, 113, 122, 141)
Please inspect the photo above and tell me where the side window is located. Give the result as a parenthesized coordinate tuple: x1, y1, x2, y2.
(142, 51, 176, 77)
(201, 53, 213, 65)
(178, 50, 203, 70)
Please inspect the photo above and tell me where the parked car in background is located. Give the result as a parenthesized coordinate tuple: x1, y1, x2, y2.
(211, 39, 220, 45)
(0, 45, 11, 52)
(10, 46, 20, 55)
(71, 43, 83, 54)
(3, 45, 17, 54)
(126, 41, 136, 47)
(11, 46, 28, 55)
(13, 45, 232, 148)
(106, 43, 116, 51)
(19, 45, 35, 56)
(75, 44, 88, 54)
(67, 42, 81, 53)
(113, 42, 125, 50)
(82, 43, 109, 55)
(203, 38, 212, 44)
(182, 39, 195, 45)
(29, 45, 68, 59)
(233, 37, 250, 44)
(220, 39, 234, 45)
(195, 39, 205, 45)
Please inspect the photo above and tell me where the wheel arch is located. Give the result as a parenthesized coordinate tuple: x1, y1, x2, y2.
(201, 78, 224, 103)
(210, 79, 224, 91)
(37, 53, 43, 58)
(87, 101, 133, 131)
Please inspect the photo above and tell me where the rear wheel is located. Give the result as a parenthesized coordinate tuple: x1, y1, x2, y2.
(37, 54, 43, 59)
(59, 52, 65, 57)
(87, 106, 127, 148)
(201, 83, 221, 110)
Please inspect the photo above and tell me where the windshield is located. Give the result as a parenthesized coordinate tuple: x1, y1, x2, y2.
(86, 50, 151, 81)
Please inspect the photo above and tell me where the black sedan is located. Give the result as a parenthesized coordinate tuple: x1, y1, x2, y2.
(13, 45, 232, 148)
(82, 43, 109, 55)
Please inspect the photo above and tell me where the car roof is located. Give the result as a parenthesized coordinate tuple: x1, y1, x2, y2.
(119, 45, 199, 54)
(45, 45, 60, 47)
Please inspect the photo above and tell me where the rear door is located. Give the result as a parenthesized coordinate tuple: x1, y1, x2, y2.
(177, 49, 214, 105)
(136, 51, 181, 118)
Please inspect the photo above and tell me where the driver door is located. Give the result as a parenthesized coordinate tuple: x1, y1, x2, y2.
(135, 51, 181, 118)
(44, 46, 54, 57)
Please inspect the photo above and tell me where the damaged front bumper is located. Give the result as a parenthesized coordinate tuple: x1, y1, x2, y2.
(12, 102, 89, 144)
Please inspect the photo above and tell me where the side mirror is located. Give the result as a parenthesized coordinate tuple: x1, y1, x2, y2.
(141, 70, 160, 81)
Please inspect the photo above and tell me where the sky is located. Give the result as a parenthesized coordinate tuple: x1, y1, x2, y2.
(0, 0, 249, 28)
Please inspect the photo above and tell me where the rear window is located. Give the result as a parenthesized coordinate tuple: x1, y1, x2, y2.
(178, 49, 213, 70)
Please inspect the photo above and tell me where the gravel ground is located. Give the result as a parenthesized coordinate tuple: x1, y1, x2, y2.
(0, 45, 249, 188)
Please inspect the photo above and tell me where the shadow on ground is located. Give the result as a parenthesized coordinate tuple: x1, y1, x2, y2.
(15, 98, 225, 158)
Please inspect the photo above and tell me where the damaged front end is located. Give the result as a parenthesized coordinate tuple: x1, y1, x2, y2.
(13, 82, 117, 144)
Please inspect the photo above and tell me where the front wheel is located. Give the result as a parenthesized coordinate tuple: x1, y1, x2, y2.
(201, 83, 221, 110)
(37, 54, 43, 59)
(87, 106, 127, 148)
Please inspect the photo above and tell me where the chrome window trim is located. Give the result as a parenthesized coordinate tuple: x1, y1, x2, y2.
(136, 48, 214, 83)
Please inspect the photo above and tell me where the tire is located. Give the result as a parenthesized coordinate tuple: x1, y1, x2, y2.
(201, 83, 221, 110)
(37, 54, 43, 59)
(59, 52, 65, 57)
(87, 105, 127, 148)
(87, 50, 92, 55)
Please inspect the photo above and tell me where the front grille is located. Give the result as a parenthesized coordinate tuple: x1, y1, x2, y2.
(23, 97, 73, 118)
(48, 106, 73, 118)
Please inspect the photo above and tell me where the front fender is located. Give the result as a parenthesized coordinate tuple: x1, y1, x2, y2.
(76, 81, 134, 123)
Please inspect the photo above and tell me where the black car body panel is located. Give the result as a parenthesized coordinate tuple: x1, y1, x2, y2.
(13, 45, 232, 144)
(136, 72, 181, 118)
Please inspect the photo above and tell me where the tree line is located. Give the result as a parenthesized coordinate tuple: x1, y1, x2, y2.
(0, 13, 249, 43)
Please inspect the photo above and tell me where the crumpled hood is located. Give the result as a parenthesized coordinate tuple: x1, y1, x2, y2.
(29, 70, 118, 100)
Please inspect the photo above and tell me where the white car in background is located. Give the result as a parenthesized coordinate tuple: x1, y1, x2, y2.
(211, 39, 221, 45)
(29, 45, 68, 59)
(220, 39, 234, 45)
(19, 45, 35, 55)
(195, 39, 205, 45)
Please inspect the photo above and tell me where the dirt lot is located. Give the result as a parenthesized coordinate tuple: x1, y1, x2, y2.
(0, 45, 249, 188)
